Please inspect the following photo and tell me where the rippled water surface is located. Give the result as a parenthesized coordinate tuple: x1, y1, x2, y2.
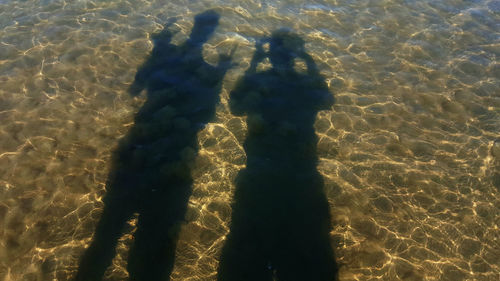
(1, 0, 499, 280)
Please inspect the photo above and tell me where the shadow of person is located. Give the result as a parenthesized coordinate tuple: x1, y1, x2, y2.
(217, 29, 338, 281)
(74, 10, 233, 281)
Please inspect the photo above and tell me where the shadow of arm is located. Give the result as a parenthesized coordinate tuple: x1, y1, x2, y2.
(301, 52, 334, 110)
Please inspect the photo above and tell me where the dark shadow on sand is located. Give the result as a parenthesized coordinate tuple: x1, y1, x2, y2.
(217, 29, 338, 281)
(74, 10, 232, 281)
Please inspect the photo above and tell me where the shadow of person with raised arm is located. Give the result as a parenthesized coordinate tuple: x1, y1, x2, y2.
(217, 29, 338, 281)
(74, 10, 233, 281)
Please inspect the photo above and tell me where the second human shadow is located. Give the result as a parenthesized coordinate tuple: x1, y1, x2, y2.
(217, 29, 338, 281)
(75, 10, 232, 281)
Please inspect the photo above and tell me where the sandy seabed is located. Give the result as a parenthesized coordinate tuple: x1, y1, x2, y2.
(0, 0, 499, 280)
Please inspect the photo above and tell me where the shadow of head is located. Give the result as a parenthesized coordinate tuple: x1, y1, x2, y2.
(269, 29, 305, 69)
(189, 10, 220, 45)
(151, 28, 174, 47)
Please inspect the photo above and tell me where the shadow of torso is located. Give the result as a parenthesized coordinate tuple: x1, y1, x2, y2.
(236, 70, 330, 167)
(110, 43, 222, 205)
(231, 67, 333, 230)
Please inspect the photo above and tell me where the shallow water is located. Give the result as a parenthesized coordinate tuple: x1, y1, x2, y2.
(1, 0, 499, 280)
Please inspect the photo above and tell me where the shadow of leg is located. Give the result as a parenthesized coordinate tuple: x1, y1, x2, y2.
(217, 231, 273, 281)
(274, 192, 337, 281)
(127, 210, 179, 281)
(274, 223, 337, 281)
(127, 181, 191, 281)
(74, 198, 133, 281)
